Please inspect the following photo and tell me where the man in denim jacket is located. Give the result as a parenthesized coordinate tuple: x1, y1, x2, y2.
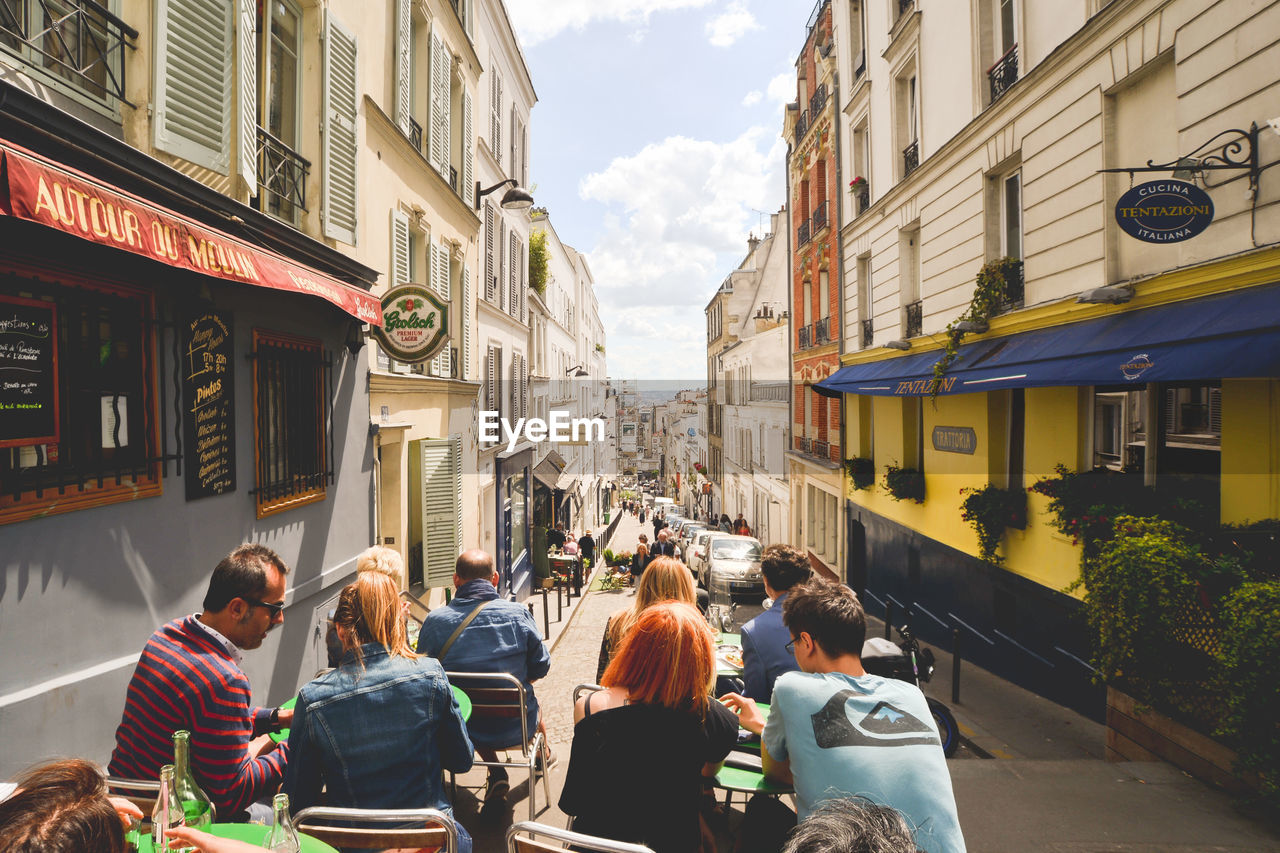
(417, 550, 551, 812)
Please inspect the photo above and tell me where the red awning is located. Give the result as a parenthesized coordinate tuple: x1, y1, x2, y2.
(0, 140, 382, 325)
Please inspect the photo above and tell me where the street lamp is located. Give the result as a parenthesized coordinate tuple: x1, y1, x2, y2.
(475, 178, 534, 211)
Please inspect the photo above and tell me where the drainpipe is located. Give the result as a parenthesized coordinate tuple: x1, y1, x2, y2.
(832, 66, 847, 581)
(784, 138, 795, 543)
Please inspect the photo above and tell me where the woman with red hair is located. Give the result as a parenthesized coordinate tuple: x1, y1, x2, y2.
(560, 601, 738, 852)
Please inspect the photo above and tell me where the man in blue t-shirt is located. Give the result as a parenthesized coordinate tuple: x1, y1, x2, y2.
(724, 581, 966, 853)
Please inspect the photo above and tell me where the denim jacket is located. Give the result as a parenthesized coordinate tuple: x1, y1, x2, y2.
(416, 579, 551, 748)
(281, 644, 473, 814)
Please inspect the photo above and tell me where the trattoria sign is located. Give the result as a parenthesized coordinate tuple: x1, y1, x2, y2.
(371, 285, 449, 363)
(1114, 180, 1214, 244)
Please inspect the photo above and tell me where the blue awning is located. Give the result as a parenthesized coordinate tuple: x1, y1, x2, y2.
(816, 284, 1280, 397)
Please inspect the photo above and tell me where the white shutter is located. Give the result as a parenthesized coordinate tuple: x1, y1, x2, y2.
(490, 69, 502, 155)
(461, 265, 472, 380)
(485, 345, 497, 413)
(429, 23, 450, 176)
(393, 0, 411, 135)
(520, 237, 527, 324)
(462, 89, 474, 205)
(509, 104, 516, 176)
(236, 0, 257, 194)
(484, 203, 496, 302)
(510, 353, 520, 420)
(154, 0, 233, 171)
(323, 14, 359, 244)
(463, 0, 475, 38)
(498, 219, 506, 311)
(431, 243, 452, 377)
(519, 354, 529, 420)
(419, 436, 462, 589)
(390, 209, 411, 285)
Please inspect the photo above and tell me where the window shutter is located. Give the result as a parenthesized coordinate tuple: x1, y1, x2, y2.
(462, 89, 474, 208)
(390, 209, 411, 285)
(485, 345, 497, 413)
(498, 218, 506, 311)
(429, 23, 450, 176)
(1209, 387, 1222, 434)
(509, 104, 516, 176)
(510, 353, 521, 421)
(461, 265, 472, 380)
(154, 0, 233, 172)
(463, 0, 475, 38)
(484, 203, 496, 302)
(520, 354, 529, 419)
(393, 0, 411, 135)
(519, 237, 527, 324)
(418, 436, 462, 589)
(1164, 388, 1178, 434)
(236, 0, 257, 194)
(431, 243, 452, 377)
(521, 123, 528, 187)
(490, 69, 502, 155)
(323, 13, 358, 244)
(507, 231, 518, 318)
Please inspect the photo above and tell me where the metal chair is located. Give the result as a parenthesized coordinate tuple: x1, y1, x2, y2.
(294, 806, 458, 852)
(506, 821, 656, 853)
(446, 670, 551, 821)
(572, 683, 604, 706)
(105, 776, 162, 818)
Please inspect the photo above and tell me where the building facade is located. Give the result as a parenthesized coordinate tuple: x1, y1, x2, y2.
(819, 0, 1280, 715)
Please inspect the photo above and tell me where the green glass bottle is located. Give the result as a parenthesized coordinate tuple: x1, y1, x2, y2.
(172, 730, 214, 830)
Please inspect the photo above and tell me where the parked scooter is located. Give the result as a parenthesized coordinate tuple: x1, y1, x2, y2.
(861, 624, 960, 758)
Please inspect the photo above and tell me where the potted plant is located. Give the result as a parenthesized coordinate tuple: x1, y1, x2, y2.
(848, 176, 867, 191)
(843, 457, 875, 491)
(883, 462, 925, 503)
(959, 483, 1027, 565)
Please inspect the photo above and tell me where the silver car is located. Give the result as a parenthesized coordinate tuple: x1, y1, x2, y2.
(676, 523, 706, 559)
(686, 530, 724, 580)
(702, 535, 764, 603)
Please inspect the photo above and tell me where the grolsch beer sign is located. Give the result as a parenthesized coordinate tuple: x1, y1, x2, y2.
(371, 285, 449, 363)
(1115, 179, 1213, 244)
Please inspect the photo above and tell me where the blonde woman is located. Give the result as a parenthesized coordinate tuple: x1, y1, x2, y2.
(596, 556, 696, 683)
(282, 572, 475, 853)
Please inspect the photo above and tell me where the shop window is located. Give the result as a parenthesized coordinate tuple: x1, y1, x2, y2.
(0, 278, 160, 524)
(1091, 384, 1220, 479)
(251, 330, 331, 517)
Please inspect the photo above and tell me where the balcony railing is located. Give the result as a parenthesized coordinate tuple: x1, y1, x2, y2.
(815, 317, 830, 345)
(905, 300, 922, 338)
(254, 127, 310, 222)
(854, 49, 866, 78)
(1000, 259, 1025, 310)
(804, 0, 829, 39)
(811, 199, 829, 234)
(410, 116, 423, 151)
(797, 219, 812, 247)
(793, 110, 809, 147)
(795, 436, 811, 454)
(812, 439, 830, 460)
(903, 139, 920, 178)
(0, 0, 137, 105)
(450, 165, 458, 193)
(855, 185, 870, 215)
(750, 381, 790, 403)
(861, 318, 874, 349)
(809, 83, 828, 117)
(988, 44, 1018, 104)
(797, 324, 811, 350)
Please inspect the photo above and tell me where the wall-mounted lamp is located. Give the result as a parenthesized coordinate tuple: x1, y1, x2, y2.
(345, 321, 366, 354)
(884, 339, 912, 350)
(475, 178, 534, 211)
(952, 319, 989, 334)
(1076, 285, 1134, 305)
(566, 365, 589, 377)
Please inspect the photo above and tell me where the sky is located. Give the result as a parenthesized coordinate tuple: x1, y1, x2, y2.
(506, 0, 819, 382)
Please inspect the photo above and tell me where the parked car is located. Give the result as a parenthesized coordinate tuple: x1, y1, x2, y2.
(686, 530, 724, 580)
(702, 535, 764, 604)
(676, 523, 706, 559)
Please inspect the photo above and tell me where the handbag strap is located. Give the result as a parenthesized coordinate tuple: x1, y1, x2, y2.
(438, 599, 494, 662)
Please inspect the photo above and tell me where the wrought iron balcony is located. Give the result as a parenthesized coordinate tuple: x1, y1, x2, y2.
(811, 199, 829, 234)
(812, 439, 830, 460)
(988, 44, 1018, 105)
(795, 436, 811, 454)
(815, 317, 830, 345)
(0, 0, 137, 105)
(855, 185, 870, 215)
(809, 83, 828, 117)
(804, 0, 829, 39)
(797, 324, 811, 350)
(903, 139, 920, 178)
(861, 318, 874, 349)
(854, 49, 866, 79)
(254, 127, 310, 222)
(904, 300, 922, 338)
(1000, 259, 1025, 310)
(793, 110, 809, 147)
(797, 219, 812, 247)
(410, 117, 423, 152)
(450, 165, 458, 193)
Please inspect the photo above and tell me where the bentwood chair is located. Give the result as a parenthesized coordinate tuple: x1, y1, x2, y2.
(446, 671, 551, 821)
(294, 806, 458, 852)
(506, 821, 656, 853)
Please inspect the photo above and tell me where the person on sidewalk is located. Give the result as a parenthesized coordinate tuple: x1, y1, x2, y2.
(631, 534, 650, 586)
(596, 556, 698, 682)
(416, 550, 552, 817)
(722, 580, 965, 853)
(578, 530, 596, 569)
(739, 544, 810, 701)
(651, 529, 677, 557)
(733, 513, 751, 536)
(547, 523, 567, 552)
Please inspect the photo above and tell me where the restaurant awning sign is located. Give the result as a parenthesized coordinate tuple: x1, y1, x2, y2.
(371, 285, 449, 364)
(1115, 180, 1214, 243)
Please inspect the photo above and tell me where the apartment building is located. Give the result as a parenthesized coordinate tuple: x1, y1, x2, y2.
(818, 0, 1280, 713)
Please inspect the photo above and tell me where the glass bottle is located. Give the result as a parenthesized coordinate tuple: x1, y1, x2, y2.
(151, 765, 185, 849)
(264, 793, 301, 853)
(172, 730, 214, 830)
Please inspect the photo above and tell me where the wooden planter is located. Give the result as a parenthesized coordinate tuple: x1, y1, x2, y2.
(1106, 688, 1251, 792)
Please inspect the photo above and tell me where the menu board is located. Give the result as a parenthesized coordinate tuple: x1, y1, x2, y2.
(0, 295, 59, 448)
(183, 311, 236, 500)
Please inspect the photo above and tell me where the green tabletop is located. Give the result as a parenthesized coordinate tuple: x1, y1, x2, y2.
(272, 685, 472, 743)
(136, 822, 338, 852)
(730, 701, 768, 753)
(714, 762, 793, 796)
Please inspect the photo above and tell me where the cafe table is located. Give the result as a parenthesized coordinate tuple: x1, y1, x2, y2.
(714, 701, 793, 810)
(548, 553, 582, 596)
(271, 686, 472, 743)
(136, 822, 338, 852)
(714, 632, 743, 678)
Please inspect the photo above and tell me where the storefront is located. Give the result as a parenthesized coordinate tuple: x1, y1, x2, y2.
(495, 445, 533, 600)
(0, 86, 381, 777)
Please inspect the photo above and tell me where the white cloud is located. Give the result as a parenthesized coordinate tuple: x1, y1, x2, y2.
(705, 2, 761, 47)
(507, 0, 714, 47)
(578, 128, 785, 317)
(741, 90, 763, 107)
(766, 71, 794, 107)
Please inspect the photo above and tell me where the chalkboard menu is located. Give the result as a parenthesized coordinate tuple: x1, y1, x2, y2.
(183, 311, 236, 500)
(0, 295, 59, 448)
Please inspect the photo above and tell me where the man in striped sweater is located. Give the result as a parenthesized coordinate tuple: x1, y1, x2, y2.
(109, 543, 293, 821)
